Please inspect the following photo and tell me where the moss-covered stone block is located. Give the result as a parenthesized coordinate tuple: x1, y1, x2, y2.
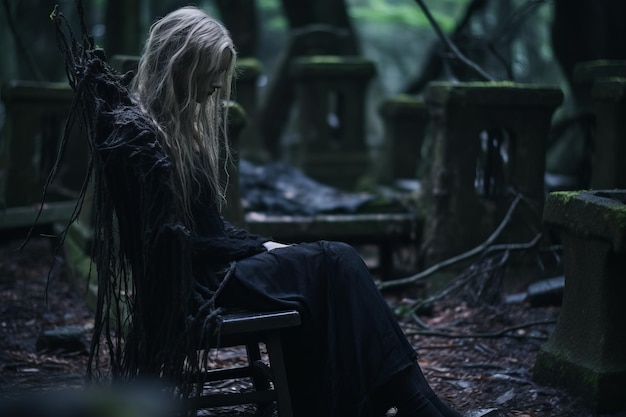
(377, 96, 430, 183)
(590, 77, 626, 189)
(421, 81, 563, 265)
(534, 189, 626, 414)
(289, 56, 377, 190)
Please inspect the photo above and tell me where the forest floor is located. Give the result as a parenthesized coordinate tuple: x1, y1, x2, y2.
(0, 235, 614, 417)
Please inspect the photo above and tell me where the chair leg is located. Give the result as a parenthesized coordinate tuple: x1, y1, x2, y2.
(265, 333, 293, 417)
(246, 342, 262, 363)
(247, 342, 274, 417)
(246, 342, 271, 391)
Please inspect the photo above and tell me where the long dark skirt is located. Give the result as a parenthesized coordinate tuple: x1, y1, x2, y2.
(216, 240, 417, 417)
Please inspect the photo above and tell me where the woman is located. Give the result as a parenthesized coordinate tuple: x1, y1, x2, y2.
(53, 5, 462, 417)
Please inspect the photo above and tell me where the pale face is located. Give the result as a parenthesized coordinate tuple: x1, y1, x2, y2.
(195, 49, 232, 103)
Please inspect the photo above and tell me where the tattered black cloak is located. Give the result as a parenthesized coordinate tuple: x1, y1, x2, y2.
(50, 5, 417, 417)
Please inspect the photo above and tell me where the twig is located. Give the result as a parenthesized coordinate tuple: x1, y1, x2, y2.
(432, 253, 506, 303)
(404, 319, 556, 340)
(410, 312, 430, 329)
(408, 250, 509, 315)
(482, 233, 542, 257)
(413, 0, 495, 81)
(2, 0, 44, 81)
(404, 232, 543, 321)
(485, 0, 550, 79)
(490, 0, 550, 45)
(378, 193, 523, 290)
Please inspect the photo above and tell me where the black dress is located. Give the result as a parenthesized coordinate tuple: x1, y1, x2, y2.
(193, 207, 418, 417)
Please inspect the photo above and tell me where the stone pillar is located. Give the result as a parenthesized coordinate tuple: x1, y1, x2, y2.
(422, 81, 563, 264)
(290, 56, 376, 190)
(109, 54, 139, 74)
(377, 96, 430, 184)
(589, 77, 626, 188)
(569, 61, 626, 189)
(1, 81, 86, 208)
(0, 81, 91, 282)
(222, 102, 247, 227)
(259, 25, 349, 159)
(235, 58, 269, 164)
(534, 190, 626, 414)
(572, 60, 626, 112)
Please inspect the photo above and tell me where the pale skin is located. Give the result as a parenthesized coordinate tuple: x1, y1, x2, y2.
(262, 241, 291, 251)
(195, 49, 231, 103)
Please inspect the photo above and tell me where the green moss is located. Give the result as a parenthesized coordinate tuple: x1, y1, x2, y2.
(304, 56, 343, 64)
(468, 80, 517, 88)
(390, 94, 420, 104)
(549, 190, 582, 205)
(380, 95, 426, 114)
(605, 199, 626, 227)
(429, 80, 521, 91)
(542, 346, 601, 393)
(225, 101, 247, 126)
(236, 57, 263, 74)
(582, 368, 600, 390)
(291, 56, 376, 78)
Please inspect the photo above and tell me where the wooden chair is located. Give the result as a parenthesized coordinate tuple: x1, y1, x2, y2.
(186, 310, 301, 417)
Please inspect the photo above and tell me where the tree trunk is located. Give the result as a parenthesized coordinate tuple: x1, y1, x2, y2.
(280, 0, 359, 54)
(105, 0, 140, 56)
(216, 0, 258, 57)
(552, 0, 626, 86)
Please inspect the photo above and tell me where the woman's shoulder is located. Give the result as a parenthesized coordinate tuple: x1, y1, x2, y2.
(96, 104, 167, 165)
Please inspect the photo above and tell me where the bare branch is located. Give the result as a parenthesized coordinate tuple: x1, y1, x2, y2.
(413, 0, 495, 81)
(2, 0, 44, 81)
(407, 250, 510, 316)
(378, 193, 523, 291)
(404, 319, 556, 340)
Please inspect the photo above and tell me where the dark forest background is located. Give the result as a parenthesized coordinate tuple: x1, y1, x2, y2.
(2, 0, 626, 180)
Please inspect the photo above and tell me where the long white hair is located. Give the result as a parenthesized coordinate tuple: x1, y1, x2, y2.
(131, 6, 237, 225)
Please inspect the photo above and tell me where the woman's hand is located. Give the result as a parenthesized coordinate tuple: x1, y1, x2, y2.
(263, 241, 292, 251)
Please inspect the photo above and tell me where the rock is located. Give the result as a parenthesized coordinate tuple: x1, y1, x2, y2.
(526, 276, 564, 307)
(36, 326, 87, 353)
(504, 292, 527, 304)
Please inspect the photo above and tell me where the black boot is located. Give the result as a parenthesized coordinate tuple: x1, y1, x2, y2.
(408, 362, 462, 417)
(372, 362, 462, 417)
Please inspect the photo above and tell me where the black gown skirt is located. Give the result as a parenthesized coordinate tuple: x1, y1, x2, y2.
(216, 240, 417, 417)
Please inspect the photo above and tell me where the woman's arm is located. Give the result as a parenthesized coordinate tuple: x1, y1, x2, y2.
(190, 212, 268, 264)
(222, 218, 268, 246)
(222, 218, 291, 251)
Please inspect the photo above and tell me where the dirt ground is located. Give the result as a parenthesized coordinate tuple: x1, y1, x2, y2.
(0, 235, 608, 417)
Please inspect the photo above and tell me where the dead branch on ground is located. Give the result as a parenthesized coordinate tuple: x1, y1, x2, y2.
(378, 193, 524, 291)
(404, 318, 556, 340)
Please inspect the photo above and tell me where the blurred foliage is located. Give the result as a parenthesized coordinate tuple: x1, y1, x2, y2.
(347, 0, 469, 31)
(250, 0, 470, 31)
(256, 0, 287, 31)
